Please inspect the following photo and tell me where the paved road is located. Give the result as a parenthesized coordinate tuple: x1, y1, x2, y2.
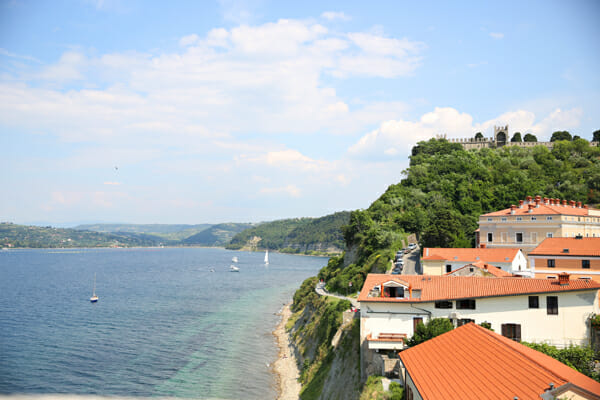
(402, 245, 421, 275)
(315, 282, 359, 308)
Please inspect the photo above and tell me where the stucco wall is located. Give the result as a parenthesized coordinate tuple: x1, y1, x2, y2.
(360, 290, 599, 348)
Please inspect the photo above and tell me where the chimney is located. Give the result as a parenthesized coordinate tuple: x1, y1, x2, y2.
(528, 204, 535, 213)
(543, 197, 549, 204)
(480, 243, 487, 248)
(535, 195, 541, 204)
(558, 273, 570, 286)
(526, 196, 533, 204)
(577, 201, 582, 208)
(584, 204, 589, 209)
(510, 205, 516, 215)
(562, 199, 568, 207)
(570, 200, 576, 208)
(519, 200, 524, 208)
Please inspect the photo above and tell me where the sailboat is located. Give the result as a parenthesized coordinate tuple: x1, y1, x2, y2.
(264, 249, 269, 265)
(232, 256, 239, 263)
(230, 264, 240, 272)
(90, 273, 98, 303)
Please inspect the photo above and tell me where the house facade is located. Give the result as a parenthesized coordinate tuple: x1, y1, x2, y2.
(400, 323, 600, 400)
(477, 195, 600, 254)
(529, 237, 600, 283)
(358, 274, 600, 378)
(421, 247, 530, 276)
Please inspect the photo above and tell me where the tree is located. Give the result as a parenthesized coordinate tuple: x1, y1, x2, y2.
(523, 133, 538, 142)
(474, 132, 484, 141)
(551, 131, 572, 142)
(511, 132, 522, 142)
(593, 130, 600, 142)
(407, 318, 454, 346)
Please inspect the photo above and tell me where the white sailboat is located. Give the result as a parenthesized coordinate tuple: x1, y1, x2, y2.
(230, 264, 240, 272)
(264, 249, 269, 265)
(90, 273, 98, 303)
(232, 256, 239, 263)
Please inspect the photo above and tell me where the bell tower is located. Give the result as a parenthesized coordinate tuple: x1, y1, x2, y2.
(494, 125, 508, 147)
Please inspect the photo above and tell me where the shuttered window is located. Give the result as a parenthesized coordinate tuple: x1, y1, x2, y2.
(501, 323, 521, 342)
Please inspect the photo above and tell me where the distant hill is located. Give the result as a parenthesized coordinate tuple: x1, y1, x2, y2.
(1, 222, 161, 248)
(181, 223, 254, 246)
(226, 211, 350, 254)
(74, 223, 211, 242)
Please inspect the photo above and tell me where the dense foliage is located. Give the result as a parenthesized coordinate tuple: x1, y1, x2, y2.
(227, 211, 350, 253)
(406, 318, 454, 346)
(0, 222, 161, 248)
(75, 223, 212, 242)
(522, 342, 599, 381)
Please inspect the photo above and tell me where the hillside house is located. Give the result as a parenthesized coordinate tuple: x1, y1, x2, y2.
(421, 247, 530, 276)
(400, 323, 600, 400)
(529, 237, 600, 283)
(445, 261, 513, 277)
(358, 273, 600, 379)
(477, 195, 600, 254)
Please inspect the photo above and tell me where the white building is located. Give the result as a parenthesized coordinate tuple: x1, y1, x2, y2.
(421, 247, 531, 277)
(358, 273, 600, 378)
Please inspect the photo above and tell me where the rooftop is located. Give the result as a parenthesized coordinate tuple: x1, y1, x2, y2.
(400, 323, 600, 399)
(445, 261, 513, 277)
(529, 237, 600, 257)
(422, 247, 520, 263)
(482, 196, 598, 217)
(358, 274, 600, 303)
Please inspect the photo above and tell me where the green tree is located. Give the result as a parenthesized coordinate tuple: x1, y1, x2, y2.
(523, 133, 538, 142)
(551, 131, 572, 142)
(593, 130, 600, 142)
(474, 132, 484, 141)
(407, 318, 454, 346)
(511, 132, 522, 142)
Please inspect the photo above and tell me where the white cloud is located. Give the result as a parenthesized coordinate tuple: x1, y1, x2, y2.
(489, 32, 504, 39)
(179, 34, 200, 47)
(103, 181, 122, 185)
(348, 107, 583, 159)
(259, 184, 301, 198)
(321, 11, 351, 21)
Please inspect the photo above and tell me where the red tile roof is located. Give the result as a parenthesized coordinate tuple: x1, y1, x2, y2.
(358, 274, 600, 303)
(422, 247, 520, 263)
(400, 323, 600, 399)
(482, 202, 595, 217)
(446, 261, 513, 277)
(529, 238, 600, 257)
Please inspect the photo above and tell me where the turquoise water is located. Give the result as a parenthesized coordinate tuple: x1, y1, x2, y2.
(0, 248, 326, 399)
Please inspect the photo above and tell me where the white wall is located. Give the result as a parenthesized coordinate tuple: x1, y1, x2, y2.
(360, 290, 598, 347)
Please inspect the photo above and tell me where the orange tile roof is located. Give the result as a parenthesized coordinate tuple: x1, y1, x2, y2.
(400, 323, 600, 399)
(446, 262, 513, 277)
(358, 274, 600, 303)
(529, 238, 600, 257)
(482, 202, 595, 217)
(422, 247, 520, 263)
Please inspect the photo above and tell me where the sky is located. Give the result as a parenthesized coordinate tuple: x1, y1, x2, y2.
(1, 0, 599, 226)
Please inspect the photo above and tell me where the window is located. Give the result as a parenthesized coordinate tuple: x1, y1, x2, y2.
(528, 296, 539, 309)
(547, 216, 553, 221)
(547, 232, 553, 238)
(487, 233, 493, 242)
(457, 299, 476, 310)
(384, 286, 404, 298)
(531, 216, 537, 221)
(516, 232, 523, 243)
(516, 217, 522, 221)
(435, 300, 453, 309)
(446, 264, 452, 273)
(531, 232, 537, 243)
(501, 217, 507, 222)
(547, 259, 555, 268)
(547, 296, 558, 315)
(487, 218, 492, 222)
(583, 260, 590, 269)
(457, 318, 475, 327)
(407, 386, 414, 400)
(413, 317, 423, 333)
(501, 323, 521, 342)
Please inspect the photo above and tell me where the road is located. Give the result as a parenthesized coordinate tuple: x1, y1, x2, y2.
(315, 281, 359, 308)
(402, 245, 421, 275)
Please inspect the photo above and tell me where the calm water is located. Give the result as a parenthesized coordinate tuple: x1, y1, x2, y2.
(0, 248, 326, 399)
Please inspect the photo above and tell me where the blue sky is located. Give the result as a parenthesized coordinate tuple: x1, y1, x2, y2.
(1, 0, 599, 226)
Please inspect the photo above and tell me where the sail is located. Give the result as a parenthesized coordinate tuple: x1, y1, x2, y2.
(264, 249, 269, 264)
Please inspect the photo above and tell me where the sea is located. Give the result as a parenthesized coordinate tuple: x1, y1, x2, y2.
(0, 247, 328, 399)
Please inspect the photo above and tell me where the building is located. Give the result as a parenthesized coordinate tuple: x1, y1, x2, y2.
(445, 261, 513, 277)
(529, 237, 600, 283)
(399, 323, 600, 400)
(358, 273, 600, 378)
(421, 247, 529, 276)
(477, 195, 600, 254)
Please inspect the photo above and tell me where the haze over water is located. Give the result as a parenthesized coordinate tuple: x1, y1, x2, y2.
(0, 248, 326, 399)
